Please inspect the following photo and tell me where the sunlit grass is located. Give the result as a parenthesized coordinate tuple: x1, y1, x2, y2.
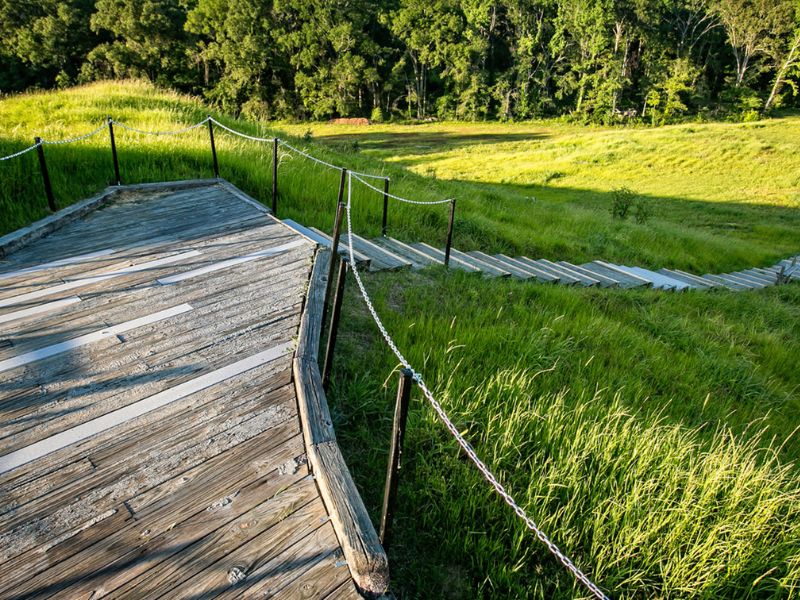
(1, 81, 799, 599)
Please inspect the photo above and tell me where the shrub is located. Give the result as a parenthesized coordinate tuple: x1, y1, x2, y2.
(370, 106, 384, 123)
(611, 187, 637, 220)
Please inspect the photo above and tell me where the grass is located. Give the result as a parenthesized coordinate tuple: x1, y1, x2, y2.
(1, 81, 799, 598)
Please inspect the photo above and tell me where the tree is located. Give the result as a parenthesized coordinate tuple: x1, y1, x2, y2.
(764, 1, 800, 109)
(714, 0, 795, 86)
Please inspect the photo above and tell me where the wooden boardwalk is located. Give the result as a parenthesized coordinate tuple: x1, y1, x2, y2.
(0, 182, 363, 599)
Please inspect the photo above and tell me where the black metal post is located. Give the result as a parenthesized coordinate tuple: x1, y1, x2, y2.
(444, 198, 456, 268)
(380, 368, 414, 549)
(324, 198, 346, 322)
(272, 138, 279, 214)
(34, 137, 57, 212)
(207, 116, 219, 178)
(381, 177, 390, 237)
(322, 256, 347, 391)
(107, 117, 121, 186)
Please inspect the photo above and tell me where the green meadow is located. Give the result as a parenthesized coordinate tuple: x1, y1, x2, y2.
(1, 81, 799, 599)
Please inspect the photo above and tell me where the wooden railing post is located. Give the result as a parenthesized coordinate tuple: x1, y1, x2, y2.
(325, 168, 348, 307)
(107, 117, 121, 186)
(381, 177, 390, 236)
(322, 255, 347, 391)
(380, 367, 414, 550)
(34, 137, 57, 212)
(444, 198, 456, 268)
(207, 116, 219, 178)
(272, 137, 279, 214)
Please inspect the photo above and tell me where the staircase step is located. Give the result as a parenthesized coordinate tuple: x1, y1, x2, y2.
(720, 271, 768, 288)
(374, 237, 439, 269)
(580, 262, 649, 288)
(495, 255, 559, 283)
(411, 243, 482, 273)
(516, 258, 581, 285)
(557, 262, 618, 287)
(657, 269, 718, 289)
(343, 233, 412, 271)
(622, 266, 690, 291)
(468, 251, 534, 279)
(282, 220, 371, 267)
(448, 248, 510, 277)
(534, 259, 599, 286)
(701, 274, 751, 290)
(734, 269, 776, 285)
(305, 227, 373, 268)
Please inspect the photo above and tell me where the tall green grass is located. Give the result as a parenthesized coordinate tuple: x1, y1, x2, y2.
(330, 270, 800, 598)
(2, 81, 799, 598)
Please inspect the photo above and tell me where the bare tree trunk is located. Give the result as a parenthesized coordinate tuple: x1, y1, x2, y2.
(765, 32, 800, 110)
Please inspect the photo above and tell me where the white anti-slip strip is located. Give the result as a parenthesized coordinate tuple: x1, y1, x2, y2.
(0, 340, 293, 474)
(0, 303, 193, 374)
(0, 296, 82, 326)
(0, 248, 118, 282)
(157, 239, 307, 285)
(0, 250, 202, 309)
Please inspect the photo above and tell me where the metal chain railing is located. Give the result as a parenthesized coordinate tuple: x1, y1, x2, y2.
(342, 171, 609, 600)
(208, 117, 274, 143)
(41, 122, 109, 145)
(112, 118, 209, 136)
(0, 141, 41, 161)
(351, 171, 453, 205)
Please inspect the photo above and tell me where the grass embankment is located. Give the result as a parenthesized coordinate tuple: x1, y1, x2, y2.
(1, 81, 799, 598)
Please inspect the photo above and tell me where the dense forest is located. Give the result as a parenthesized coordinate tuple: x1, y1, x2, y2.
(1, 0, 799, 123)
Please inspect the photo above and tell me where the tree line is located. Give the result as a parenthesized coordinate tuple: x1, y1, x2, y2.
(1, 0, 799, 123)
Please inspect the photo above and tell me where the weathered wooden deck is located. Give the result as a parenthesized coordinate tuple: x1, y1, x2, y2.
(0, 182, 364, 599)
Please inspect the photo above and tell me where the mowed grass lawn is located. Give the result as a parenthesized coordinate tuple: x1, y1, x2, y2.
(1, 82, 800, 598)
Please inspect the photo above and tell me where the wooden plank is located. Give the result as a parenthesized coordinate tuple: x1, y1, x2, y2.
(580, 262, 647, 288)
(307, 226, 372, 268)
(348, 234, 411, 271)
(701, 274, 749, 290)
(518, 258, 580, 285)
(1, 431, 308, 598)
(557, 261, 619, 287)
(310, 440, 389, 595)
(375, 237, 440, 269)
(536, 259, 599, 287)
(448, 247, 510, 277)
(412, 242, 481, 273)
(468, 251, 533, 279)
(495, 254, 558, 282)
(295, 248, 330, 363)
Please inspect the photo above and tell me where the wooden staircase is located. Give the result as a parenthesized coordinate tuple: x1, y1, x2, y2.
(282, 220, 800, 292)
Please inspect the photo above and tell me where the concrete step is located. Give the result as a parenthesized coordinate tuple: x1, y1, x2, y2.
(580, 262, 649, 288)
(282, 220, 371, 267)
(621, 266, 690, 291)
(495, 254, 559, 283)
(517, 257, 581, 285)
(411, 242, 482, 274)
(468, 251, 534, 279)
(557, 261, 618, 287)
(374, 237, 439, 269)
(657, 269, 719, 289)
(448, 248, 510, 277)
(535, 259, 599, 287)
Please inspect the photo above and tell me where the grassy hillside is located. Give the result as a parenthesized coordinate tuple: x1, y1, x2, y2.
(1, 82, 799, 599)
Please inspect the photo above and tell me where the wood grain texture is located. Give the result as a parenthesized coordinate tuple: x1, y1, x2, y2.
(0, 181, 360, 600)
(293, 246, 390, 596)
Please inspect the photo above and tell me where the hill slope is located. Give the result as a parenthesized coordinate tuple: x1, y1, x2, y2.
(1, 82, 799, 599)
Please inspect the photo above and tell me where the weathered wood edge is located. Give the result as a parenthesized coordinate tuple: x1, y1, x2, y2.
(294, 247, 390, 597)
(0, 179, 217, 260)
(0, 186, 118, 259)
(217, 178, 272, 215)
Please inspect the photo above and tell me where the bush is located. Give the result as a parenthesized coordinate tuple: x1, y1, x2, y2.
(611, 187, 637, 220)
(370, 106, 384, 123)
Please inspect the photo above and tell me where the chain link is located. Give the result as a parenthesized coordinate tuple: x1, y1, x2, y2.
(0, 142, 42, 162)
(351, 172, 453, 205)
(209, 118, 274, 143)
(41, 122, 109, 145)
(343, 171, 609, 600)
(112, 118, 209, 136)
(279, 139, 343, 172)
